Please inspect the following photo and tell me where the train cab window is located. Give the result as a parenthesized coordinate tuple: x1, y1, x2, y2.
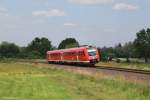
(87, 48, 96, 56)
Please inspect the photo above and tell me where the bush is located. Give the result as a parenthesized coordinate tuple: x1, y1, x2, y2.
(116, 58, 121, 63)
(0, 42, 20, 58)
(26, 51, 42, 59)
(126, 58, 130, 63)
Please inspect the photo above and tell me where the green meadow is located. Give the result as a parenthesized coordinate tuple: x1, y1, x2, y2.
(0, 62, 149, 100)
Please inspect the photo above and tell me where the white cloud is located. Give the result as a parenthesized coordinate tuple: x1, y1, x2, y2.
(32, 9, 66, 17)
(0, 8, 7, 12)
(64, 22, 77, 26)
(0, 7, 8, 16)
(113, 3, 139, 11)
(68, 0, 113, 5)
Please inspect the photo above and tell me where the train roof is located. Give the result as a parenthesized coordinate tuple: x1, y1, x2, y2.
(47, 46, 96, 53)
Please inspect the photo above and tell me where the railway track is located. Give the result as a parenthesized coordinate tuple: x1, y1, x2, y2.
(18, 59, 150, 75)
(95, 65, 150, 75)
(53, 64, 150, 75)
(43, 62, 150, 75)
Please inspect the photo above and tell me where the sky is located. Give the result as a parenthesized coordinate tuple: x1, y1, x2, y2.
(0, 0, 150, 47)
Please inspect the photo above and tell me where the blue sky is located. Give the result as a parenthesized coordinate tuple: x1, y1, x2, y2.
(0, 0, 150, 47)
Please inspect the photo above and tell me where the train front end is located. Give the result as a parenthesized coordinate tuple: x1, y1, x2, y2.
(87, 47, 100, 65)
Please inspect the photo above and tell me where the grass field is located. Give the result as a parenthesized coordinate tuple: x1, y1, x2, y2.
(0, 62, 149, 100)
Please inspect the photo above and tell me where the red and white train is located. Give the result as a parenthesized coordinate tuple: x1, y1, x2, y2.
(46, 46, 100, 65)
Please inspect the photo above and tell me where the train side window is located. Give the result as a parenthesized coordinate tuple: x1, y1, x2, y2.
(72, 52, 76, 56)
(69, 52, 72, 55)
(78, 51, 85, 56)
(63, 52, 68, 56)
(50, 54, 53, 57)
(50, 53, 60, 57)
(63, 52, 76, 56)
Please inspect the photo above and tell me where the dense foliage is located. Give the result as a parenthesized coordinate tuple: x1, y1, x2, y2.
(98, 28, 150, 62)
(134, 28, 150, 62)
(0, 42, 20, 58)
(58, 38, 79, 49)
(27, 37, 52, 58)
(0, 37, 80, 59)
(99, 41, 142, 62)
(0, 37, 53, 59)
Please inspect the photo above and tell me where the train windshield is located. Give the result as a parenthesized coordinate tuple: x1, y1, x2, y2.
(87, 48, 97, 56)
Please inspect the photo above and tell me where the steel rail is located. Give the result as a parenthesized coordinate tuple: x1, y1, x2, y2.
(94, 65, 150, 75)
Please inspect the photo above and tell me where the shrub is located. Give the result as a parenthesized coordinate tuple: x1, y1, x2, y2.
(116, 58, 121, 63)
(126, 58, 130, 63)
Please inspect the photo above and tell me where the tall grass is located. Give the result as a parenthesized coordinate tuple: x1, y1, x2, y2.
(0, 62, 149, 100)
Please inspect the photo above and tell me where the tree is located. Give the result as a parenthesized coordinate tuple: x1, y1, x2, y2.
(58, 38, 79, 49)
(98, 47, 108, 61)
(114, 43, 124, 58)
(17, 47, 29, 58)
(122, 42, 135, 62)
(40, 37, 52, 56)
(27, 37, 41, 52)
(0, 42, 20, 58)
(27, 37, 52, 58)
(99, 47, 115, 61)
(134, 28, 150, 63)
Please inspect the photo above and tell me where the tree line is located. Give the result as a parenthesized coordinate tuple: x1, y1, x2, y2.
(100, 28, 150, 63)
(0, 37, 79, 59)
(0, 28, 149, 63)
